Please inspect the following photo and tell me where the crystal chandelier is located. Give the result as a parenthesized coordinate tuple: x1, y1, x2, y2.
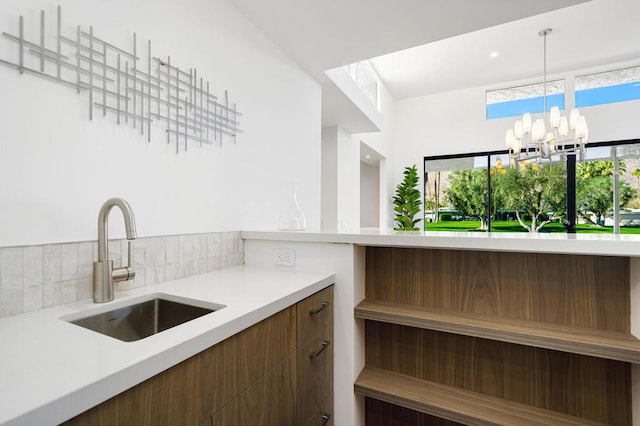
(505, 29, 589, 163)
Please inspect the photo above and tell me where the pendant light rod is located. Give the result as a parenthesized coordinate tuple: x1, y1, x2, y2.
(539, 28, 551, 117)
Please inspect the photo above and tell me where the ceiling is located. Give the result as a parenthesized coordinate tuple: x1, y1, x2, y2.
(227, 0, 593, 131)
(227, 0, 640, 164)
(371, 0, 640, 99)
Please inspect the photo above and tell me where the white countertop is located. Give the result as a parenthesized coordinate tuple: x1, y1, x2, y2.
(241, 229, 640, 257)
(0, 266, 334, 426)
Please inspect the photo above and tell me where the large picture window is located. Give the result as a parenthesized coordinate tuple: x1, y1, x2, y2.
(424, 140, 640, 234)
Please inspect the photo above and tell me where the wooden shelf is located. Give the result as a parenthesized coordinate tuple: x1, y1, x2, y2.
(354, 366, 606, 426)
(355, 299, 640, 364)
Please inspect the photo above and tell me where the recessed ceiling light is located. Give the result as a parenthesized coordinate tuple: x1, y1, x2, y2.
(365, 154, 371, 159)
(489, 52, 499, 58)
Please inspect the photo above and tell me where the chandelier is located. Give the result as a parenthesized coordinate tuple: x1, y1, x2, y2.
(505, 28, 589, 163)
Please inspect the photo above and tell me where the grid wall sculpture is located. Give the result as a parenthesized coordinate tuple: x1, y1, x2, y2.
(0, 6, 242, 153)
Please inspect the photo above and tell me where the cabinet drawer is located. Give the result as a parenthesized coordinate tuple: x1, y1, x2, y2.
(297, 285, 333, 347)
(305, 393, 333, 426)
(212, 354, 296, 426)
(297, 322, 333, 425)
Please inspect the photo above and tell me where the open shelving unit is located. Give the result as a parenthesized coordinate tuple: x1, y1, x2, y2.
(355, 366, 606, 426)
(355, 247, 634, 425)
(355, 299, 640, 363)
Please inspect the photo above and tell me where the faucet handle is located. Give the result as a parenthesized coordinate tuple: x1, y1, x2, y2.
(113, 240, 136, 283)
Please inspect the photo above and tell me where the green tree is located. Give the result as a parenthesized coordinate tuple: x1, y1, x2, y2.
(393, 165, 422, 230)
(445, 169, 488, 228)
(577, 176, 636, 225)
(577, 160, 626, 179)
(424, 171, 443, 222)
(493, 163, 566, 233)
(632, 168, 640, 193)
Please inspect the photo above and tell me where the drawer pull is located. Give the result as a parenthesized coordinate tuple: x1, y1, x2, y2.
(309, 340, 330, 359)
(321, 412, 331, 424)
(309, 301, 330, 316)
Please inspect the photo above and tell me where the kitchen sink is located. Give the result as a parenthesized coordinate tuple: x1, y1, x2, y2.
(64, 294, 225, 342)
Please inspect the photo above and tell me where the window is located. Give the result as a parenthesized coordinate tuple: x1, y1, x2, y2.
(486, 80, 565, 120)
(344, 61, 380, 110)
(575, 65, 640, 108)
(423, 141, 640, 235)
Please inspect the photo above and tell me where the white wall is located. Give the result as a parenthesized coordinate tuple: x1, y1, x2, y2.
(321, 126, 360, 231)
(321, 127, 338, 231)
(359, 162, 379, 227)
(394, 60, 640, 162)
(0, 0, 321, 247)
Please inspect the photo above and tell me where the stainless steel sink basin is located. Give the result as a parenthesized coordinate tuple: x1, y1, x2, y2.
(64, 294, 225, 342)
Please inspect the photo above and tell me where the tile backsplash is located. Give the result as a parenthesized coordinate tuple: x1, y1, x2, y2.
(0, 231, 243, 318)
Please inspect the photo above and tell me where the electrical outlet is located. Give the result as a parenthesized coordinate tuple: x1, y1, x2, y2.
(274, 249, 295, 266)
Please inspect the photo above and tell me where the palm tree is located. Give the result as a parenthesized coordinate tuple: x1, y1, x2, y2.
(633, 168, 640, 193)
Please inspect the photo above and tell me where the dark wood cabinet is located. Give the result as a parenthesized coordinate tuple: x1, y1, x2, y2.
(64, 285, 333, 426)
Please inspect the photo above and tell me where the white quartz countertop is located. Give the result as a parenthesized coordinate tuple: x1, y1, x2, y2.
(241, 229, 640, 257)
(0, 266, 334, 426)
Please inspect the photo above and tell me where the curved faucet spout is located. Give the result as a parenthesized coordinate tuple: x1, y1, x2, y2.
(97, 198, 137, 262)
(94, 198, 137, 303)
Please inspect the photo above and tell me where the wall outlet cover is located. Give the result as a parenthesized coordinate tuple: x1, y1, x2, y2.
(274, 249, 295, 266)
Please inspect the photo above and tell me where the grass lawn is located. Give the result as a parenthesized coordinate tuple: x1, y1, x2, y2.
(425, 220, 640, 234)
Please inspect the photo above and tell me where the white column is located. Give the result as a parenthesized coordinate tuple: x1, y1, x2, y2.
(322, 126, 361, 232)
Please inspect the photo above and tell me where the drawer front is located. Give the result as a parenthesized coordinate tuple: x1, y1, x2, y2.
(212, 355, 296, 426)
(305, 393, 333, 426)
(297, 285, 334, 347)
(297, 322, 333, 425)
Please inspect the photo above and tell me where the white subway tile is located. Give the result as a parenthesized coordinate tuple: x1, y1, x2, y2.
(133, 239, 146, 270)
(156, 265, 166, 284)
(77, 242, 94, 279)
(0, 231, 243, 315)
(199, 235, 208, 259)
(23, 246, 43, 287)
(43, 245, 62, 284)
(144, 267, 156, 286)
(60, 244, 79, 281)
(115, 278, 134, 292)
(153, 238, 166, 267)
(231, 232, 240, 253)
(207, 235, 214, 259)
(213, 256, 222, 271)
(60, 280, 78, 304)
(165, 236, 179, 265)
(175, 264, 185, 280)
(0, 247, 23, 291)
(165, 264, 176, 282)
(183, 235, 193, 263)
(108, 240, 122, 269)
(0, 289, 23, 317)
(133, 269, 146, 288)
(77, 277, 92, 301)
(43, 283, 62, 308)
(213, 234, 222, 257)
(192, 237, 201, 262)
(23, 285, 43, 312)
